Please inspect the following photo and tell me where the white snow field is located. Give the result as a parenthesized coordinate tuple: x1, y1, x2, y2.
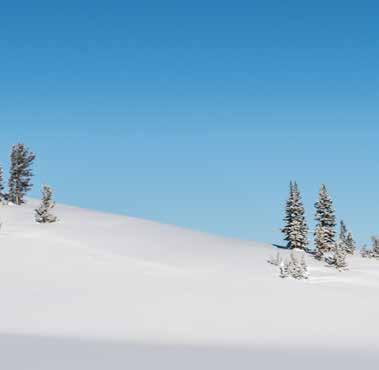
(0, 201, 378, 369)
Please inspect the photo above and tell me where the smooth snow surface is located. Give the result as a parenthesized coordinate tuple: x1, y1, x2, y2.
(1, 201, 378, 369)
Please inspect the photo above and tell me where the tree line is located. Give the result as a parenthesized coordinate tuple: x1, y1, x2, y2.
(279, 182, 378, 278)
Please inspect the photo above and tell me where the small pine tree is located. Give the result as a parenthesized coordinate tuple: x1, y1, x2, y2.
(279, 251, 309, 280)
(314, 185, 336, 259)
(300, 253, 309, 278)
(338, 221, 355, 255)
(35, 185, 57, 224)
(0, 165, 5, 202)
(345, 232, 356, 255)
(361, 244, 369, 258)
(268, 252, 283, 266)
(339, 220, 348, 244)
(332, 240, 348, 270)
(282, 182, 309, 250)
(8, 144, 36, 205)
(279, 260, 289, 278)
(371, 237, 379, 258)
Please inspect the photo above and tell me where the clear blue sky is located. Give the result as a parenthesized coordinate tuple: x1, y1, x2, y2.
(1, 0, 378, 246)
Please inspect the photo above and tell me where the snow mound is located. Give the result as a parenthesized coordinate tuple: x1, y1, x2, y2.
(0, 201, 378, 369)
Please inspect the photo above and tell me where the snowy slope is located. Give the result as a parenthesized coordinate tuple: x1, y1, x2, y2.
(0, 201, 378, 369)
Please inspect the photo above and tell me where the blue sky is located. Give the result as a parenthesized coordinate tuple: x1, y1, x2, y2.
(1, 0, 378, 246)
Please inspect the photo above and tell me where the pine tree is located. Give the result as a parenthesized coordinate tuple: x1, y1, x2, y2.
(371, 237, 379, 258)
(282, 181, 294, 247)
(300, 253, 309, 278)
(279, 251, 309, 279)
(282, 182, 309, 250)
(339, 220, 348, 244)
(338, 221, 355, 255)
(345, 232, 356, 255)
(35, 185, 57, 223)
(314, 185, 336, 259)
(361, 244, 370, 258)
(0, 165, 5, 202)
(332, 240, 348, 270)
(268, 252, 283, 266)
(8, 144, 36, 205)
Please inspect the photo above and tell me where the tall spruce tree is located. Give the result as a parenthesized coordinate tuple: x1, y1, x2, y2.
(314, 184, 336, 259)
(8, 144, 36, 205)
(282, 181, 294, 246)
(282, 181, 309, 250)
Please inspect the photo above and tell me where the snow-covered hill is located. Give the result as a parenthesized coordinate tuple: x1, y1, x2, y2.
(1, 201, 378, 369)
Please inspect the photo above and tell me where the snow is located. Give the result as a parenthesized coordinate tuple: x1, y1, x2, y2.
(0, 201, 378, 369)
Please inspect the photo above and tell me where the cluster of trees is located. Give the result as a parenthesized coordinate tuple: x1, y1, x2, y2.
(361, 237, 379, 259)
(0, 143, 57, 224)
(280, 182, 358, 276)
(268, 250, 309, 280)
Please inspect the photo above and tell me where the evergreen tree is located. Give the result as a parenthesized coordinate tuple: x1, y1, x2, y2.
(314, 185, 336, 259)
(371, 237, 379, 258)
(8, 144, 36, 205)
(345, 232, 356, 255)
(282, 181, 294, 247)
(339, 220, 348, 244)
(338, 221, 355, 255)
(361, 244, 370, 258)
(35, 185, 57, 223)
(0, 165, 5, 202)
(332, 240, 348, 270)
(279, 251, 309, 279)
(282, 182, 309, 250)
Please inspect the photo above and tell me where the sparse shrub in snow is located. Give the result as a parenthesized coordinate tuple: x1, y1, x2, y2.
(314, 185, 336, 259)
(8, 144, 36, 205)
(35, 185, 57, 224)
(279, 250, 309, 280)
(282, 182, 309, 250)
(268, 252, 283, 266)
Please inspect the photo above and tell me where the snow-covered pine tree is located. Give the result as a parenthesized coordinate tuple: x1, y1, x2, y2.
(371, 236, 379, 258)
(279, 259, 289, 278)
(345, 232, 356, 255)
(282, 182, 309, 250)
(339, 220, 348, 244)
(268, 252, 283, 266)
(361, 244, 369, 258)
(300, 252, 309, 278)
(8, 144, 36, 205)
(338, 221, 355, 255)
(35, 185, 57, 223)
(279, 251, 309, 279)
(332, 240, 348, 270)
(314, 185, 336, 259)
(0, 165, 5, 203)
(282, 181, 294, 247)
